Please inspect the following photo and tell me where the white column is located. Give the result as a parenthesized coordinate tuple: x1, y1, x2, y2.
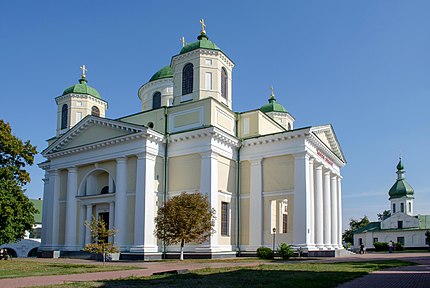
(249, 158, 262, 249)
(40, 174, 50, 248)
(199, 152, 219, 250)
(85, 204, 93, 245)
(133, 153, 157, 252)
(293, 153, 313, 249)
(337, 177, 343, 248)
(323, 169, 332, 248)
(314, 164, 323, 248)
(79, 204, 86, 248)
(331, 175, 338, 248)
(308, 158, 315, 246)
(114, 157, 127, 249)
(109, 202, 115, 243)
(65, 167, 78, 250)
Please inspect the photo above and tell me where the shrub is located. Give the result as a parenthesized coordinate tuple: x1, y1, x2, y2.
(277, 243, 294, 260)
(256, 247, 273, 259)
(373, 242, 389, 251)
(395, 242, 404, 251)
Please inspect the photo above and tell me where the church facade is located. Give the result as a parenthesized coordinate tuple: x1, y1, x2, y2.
(354, 160, 430, 250)
(39, 23, 346, 259)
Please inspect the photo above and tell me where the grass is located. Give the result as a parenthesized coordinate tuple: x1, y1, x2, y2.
(45, 260, 413, 288)
(0, 260, 140, 279)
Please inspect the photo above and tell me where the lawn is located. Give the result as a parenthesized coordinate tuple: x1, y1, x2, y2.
(0, 260, 140, 279)
(46, 260, 413, 288)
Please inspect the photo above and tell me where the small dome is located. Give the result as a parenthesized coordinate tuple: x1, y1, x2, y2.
(260, 95, 287, 113)
(63, 78, 101, 99)
(180, 33, 221, 55)
(149, 66, 173, 82)
(389, 159, 414, 200)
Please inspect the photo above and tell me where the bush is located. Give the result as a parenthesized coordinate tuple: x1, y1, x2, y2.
(373, 242, 389, 251)
(395, 242, 404, 251)
(277, 243, 294, 260)
(256, 247, 273, 259)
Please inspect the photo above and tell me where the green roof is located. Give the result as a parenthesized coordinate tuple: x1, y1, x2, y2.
(389, 159, 414, 199)
(353, 222, 381, 234)
(180, 33, 221, 55)
(62, 78, 101, 99)
(149, 66, 173, 82)
(30, 199, 42, 224)
(260, 95, 287, 113)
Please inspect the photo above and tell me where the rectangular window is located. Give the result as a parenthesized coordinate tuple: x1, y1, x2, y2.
(76, 101, 82, 107)
(398, 221, 403, 229)
(397, 236, 405, 245)
(205, 72, 212, 90)
(282, 214, 288, 233)
(221, 202, 229, 236)
(373, 237, 378, 243)
(76, 112, 82, 123)
(205, 59, 212, 65)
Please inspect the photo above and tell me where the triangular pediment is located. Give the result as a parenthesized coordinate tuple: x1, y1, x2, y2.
(42, 116, 145, 156)
(310, 125, 346, 163)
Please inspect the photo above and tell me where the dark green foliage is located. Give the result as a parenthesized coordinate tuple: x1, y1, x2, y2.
(395, 242, 404, 251)
(377, 210, 391, 221)
(342, 216, 370, 245)
(277, 243, 294, 260)
(373, 242, 389, 251)
(0, 120, 38, 245)
(256, 247, 273, 259)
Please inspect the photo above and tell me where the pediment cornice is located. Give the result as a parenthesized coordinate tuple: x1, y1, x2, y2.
(169, 126, 240, 148)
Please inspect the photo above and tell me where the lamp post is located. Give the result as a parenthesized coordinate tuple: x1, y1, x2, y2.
(272, 227, 276, 254)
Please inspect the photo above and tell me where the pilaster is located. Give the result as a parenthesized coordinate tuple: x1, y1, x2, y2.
(323, 169, 332, 249)
(65, 167, 78, 250)
(314, 164, 323, 248)
(331, 175, 338, 248)
(249, 158, 262, 249)
(114, 157, 127, 249)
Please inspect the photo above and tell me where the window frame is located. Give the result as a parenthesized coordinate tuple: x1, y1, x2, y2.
(221, 67, 228, 99)
(152, 91, 162, 109)
(182, 63, 194, 95)
(61, 104, 68, 129)
(221, 201, 229, 236)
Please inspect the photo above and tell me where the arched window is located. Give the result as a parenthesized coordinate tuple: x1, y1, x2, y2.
(61, 104, 68, 129)
(182, 63, 193, 95)
(400, 203, 404, 213)
(408, 202, 411, 213)
(393, 203, 396, 213)
(287, 123, 291, 130)
(152, 92, 161, 109)
(221, 67, 228, 99)
(100, 186, 109, 195)
(91, 106, 100, 117)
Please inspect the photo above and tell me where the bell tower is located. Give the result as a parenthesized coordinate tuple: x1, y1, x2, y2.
(171, 19, 234, 109)
(55, 65, 108, 136)
(388, 158, 414, 216)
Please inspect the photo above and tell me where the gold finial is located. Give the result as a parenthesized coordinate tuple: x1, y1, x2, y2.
(200, 18, 206, 34)
(80, 65, 88, 78)
(180, 36, 185, 47)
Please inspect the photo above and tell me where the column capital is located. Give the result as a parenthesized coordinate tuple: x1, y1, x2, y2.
(309, 157, 315, 164)
(49, 169, 60, 176)
(315, 162, 323, 170)
(200, 151, 218, 159)
(116, 157, 127, 164)
(292, 151, 310, 160)
(136, 152, 157, 161)
(323, 169, 331, 176)
(68, 167, 78, 173)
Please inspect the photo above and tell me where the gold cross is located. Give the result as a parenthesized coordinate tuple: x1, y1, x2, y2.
(180, 36, 185, 47)
(80, 65, 88, 78)
(270, 86, 275, 97)
(200, 18, 206, 34)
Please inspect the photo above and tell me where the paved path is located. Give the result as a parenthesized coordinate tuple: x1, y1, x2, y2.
(0, 253, 429, 287)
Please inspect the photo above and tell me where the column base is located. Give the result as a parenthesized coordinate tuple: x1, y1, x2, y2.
(129, 245, 159, 253)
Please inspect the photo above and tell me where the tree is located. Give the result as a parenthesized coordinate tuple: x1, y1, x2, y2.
(425, 230, 430, 251)
(154, 192, 216, 260)
(342, 216, 370, 245)
(0, 120, 38, 245)
(377, 210, 391, 221)
(83, 216, 118, 264)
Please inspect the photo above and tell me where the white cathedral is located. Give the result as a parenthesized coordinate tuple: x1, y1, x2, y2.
(39, 22, 346, 259)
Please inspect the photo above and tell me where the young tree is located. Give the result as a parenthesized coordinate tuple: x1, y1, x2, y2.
(377, 210, 391, 221)
(154, 192, 216, 260)
(83, 216, 118, 264)
(342, 216, 370, 245)
(0, 120, 38, 245)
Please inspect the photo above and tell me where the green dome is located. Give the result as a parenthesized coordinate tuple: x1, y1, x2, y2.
(260, 95, 287, 113)
(389, 159, 414, 200)
(180, 33, 221, 54)
(149, 66, 173, 82)
(63, 78, 101, 99)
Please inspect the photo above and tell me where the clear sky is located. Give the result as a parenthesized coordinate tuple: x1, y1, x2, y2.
(1, 0, 429, 230)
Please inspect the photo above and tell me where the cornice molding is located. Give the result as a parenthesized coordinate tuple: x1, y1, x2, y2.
(55, 94, 108, 108)
(169, 126, 240, 148)
(172, 49, 234, 68)
(243, 129, 311, 147)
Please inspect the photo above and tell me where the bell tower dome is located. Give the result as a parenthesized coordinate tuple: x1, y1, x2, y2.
(171, 19, 234, 109)
(55, 65, 108, 136)
(389, 158, 414, 215)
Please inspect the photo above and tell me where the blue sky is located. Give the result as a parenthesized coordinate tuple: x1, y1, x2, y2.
(1, 0, 429, 230)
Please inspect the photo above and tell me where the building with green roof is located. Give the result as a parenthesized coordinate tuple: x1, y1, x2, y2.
(353, 160, 429, 250)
